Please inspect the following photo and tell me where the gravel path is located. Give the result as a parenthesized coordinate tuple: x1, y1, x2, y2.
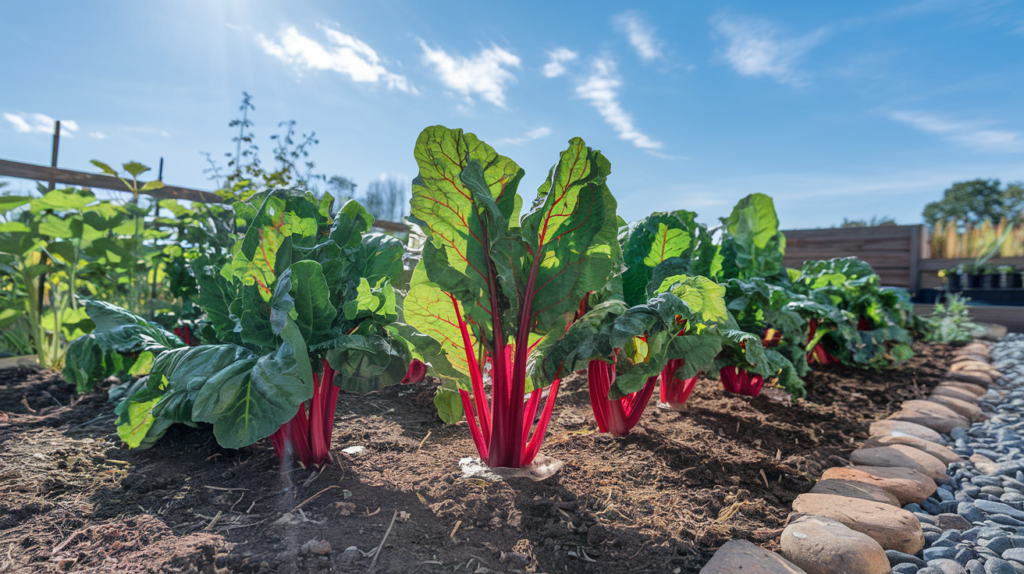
(893, 334, 1024, 574)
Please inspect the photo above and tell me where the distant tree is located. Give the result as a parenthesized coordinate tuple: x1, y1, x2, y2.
(923, 179, 1024, 226)
(841, 215, 897, 228)
(327, 175, 357, 200)
(361, 177, 406, 222)
(324, 175, 358, 215)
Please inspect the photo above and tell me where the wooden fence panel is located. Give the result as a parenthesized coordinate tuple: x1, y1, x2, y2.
(781, 225, 925, 290)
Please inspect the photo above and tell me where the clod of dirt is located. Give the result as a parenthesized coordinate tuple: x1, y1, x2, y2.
(335, 501, 357, 515)
(300, 538, 331, 556)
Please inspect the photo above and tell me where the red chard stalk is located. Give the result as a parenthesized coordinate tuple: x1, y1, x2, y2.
(405, 126, 620, 469)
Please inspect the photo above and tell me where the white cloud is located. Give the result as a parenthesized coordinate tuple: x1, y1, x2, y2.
(3, 113, 78, 136)
(418, 41, 520, 108)
(889, 110, 1023, 153)
(89, 131, 107, 139)
(575, 58, 662, 151)
(710, 12, 827, 86)
(542, 48, 578, 78)
(496, 126, 552, 146)
(612, 12, 662, 61)
(258, 25, 415, 93)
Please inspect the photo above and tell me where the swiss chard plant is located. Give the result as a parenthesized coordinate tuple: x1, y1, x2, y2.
(593, 210, 727, 418)
(538, 273, 727, 435)
(69, 190, 411, 468)
(790, 257, 914, 367)
(404, 126, 620, 468)
(529, 209, 727, 435)
(710, 193, 851, 397)
(63, 300, 182, 391)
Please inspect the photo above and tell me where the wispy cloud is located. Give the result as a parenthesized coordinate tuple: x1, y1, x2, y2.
(542, 48, 578, 78)
(495, 126, 552, 146)
(576, 58, 662, 151)
(612, 12, 663, 61)
(3, 113, 78, 136)
(889, 110, 1023, 153)
(710, 12, 827, 86)
(418, 41, 520, 108)
(89, 131, 107, 140)
(120, 126, 171, 138)
(257, 25, 415, 93)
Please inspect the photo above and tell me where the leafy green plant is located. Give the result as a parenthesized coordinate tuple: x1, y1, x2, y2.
(925, 294, 984, 344)
(537, 210, 728, 432)
(718, 193, 787, 282)
(404, 126, 621, 468)
(0, 188, 134, 367)
(539, 274, 727, 435)
(63, 301, 182, 391)
(89, 160, 165, 316)
(69, 191, 411, 468)
(790, 257, 914, 367)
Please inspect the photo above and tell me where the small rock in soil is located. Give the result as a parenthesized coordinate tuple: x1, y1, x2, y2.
(338, 546, 361, 564)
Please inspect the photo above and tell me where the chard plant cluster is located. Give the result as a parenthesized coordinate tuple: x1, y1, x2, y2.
(49, 125, 927, 472)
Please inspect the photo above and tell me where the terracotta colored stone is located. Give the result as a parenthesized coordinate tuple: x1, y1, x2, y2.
(699, 539, 807, 574)
(931, 385, 981, 403)
(779, 514, 890, 574)
(927, 394, 984, 421)
(849, 445, 949, 483)
(862, 434, 961, 465)
(791, 493, 925, 554)
(889, 401, 971, 434)
(970, 453, 1000, 475)
(821, 466, 937, 505)
(945, 371, 993, 388)
(951, 353, 989, 364)
(809, 479, 900, 506)
(957, 343, 989, 357)
(951, 360, 1002, 378)
(937, 380, 988, 397)
(868, 420, 945, 444)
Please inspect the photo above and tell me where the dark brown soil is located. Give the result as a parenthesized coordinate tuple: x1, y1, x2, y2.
(0, 342, 955, 573)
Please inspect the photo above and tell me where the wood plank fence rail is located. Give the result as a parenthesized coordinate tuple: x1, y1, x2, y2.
(0, 157, 412, 232)
(0, 158, 222, 203)
(781, 225, 926, 291)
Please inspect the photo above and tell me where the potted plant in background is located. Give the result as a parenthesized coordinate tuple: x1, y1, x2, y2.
(959, 263, 982, 289)
(996, 265, 1016, 289)
(941, 268, 961, 292)
(982, 265, 1000, 290)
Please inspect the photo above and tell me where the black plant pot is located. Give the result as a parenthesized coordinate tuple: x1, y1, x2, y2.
(946, 273, 962, 292)
(999, 271, 1013, 289)
(982, 274, 998, 290)
(967, 273, 984, 289)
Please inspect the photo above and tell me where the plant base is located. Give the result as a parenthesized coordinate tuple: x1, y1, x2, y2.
(458, 453, 564, 482)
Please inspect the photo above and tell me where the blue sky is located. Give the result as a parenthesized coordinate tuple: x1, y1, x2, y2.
(2, 0, 1023, 228)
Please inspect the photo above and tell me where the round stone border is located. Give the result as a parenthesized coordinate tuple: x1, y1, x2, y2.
(700, 338, 1019, 574)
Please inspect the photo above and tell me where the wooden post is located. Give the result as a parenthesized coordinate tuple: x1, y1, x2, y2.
(909, 224, 922, 295)
(48, 120, 60, 190)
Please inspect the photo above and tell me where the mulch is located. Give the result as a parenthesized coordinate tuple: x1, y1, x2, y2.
(0, 342, 954, 573)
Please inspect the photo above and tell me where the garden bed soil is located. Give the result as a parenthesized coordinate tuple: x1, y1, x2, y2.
(0, 342, 954, 573)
